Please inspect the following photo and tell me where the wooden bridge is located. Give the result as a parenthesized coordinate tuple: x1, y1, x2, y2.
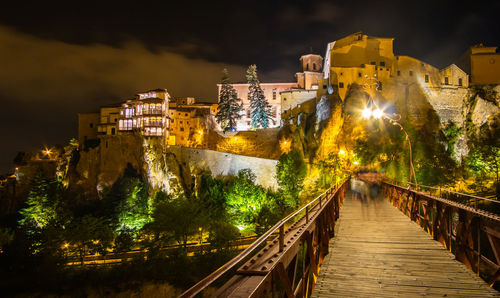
(180, 177, 500, 297)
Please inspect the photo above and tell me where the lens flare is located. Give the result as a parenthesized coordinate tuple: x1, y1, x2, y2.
(373, 109, 383, 119)
(362, 108, 372, 119)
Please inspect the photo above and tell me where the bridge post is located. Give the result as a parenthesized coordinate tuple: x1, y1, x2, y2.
(279, 225, 284, 253)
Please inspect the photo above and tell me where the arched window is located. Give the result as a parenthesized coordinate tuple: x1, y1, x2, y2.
(313, 63, 316, 70)
(306, 63, 309, 71)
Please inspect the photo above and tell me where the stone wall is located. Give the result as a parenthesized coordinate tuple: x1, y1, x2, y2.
(170, 146, 278, 190)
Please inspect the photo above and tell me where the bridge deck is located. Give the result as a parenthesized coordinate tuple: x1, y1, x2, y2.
(312, 188, 499, 297)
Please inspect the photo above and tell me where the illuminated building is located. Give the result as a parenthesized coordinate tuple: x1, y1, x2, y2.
(166, 97, 218, 147)
(458, 44, 500, 85)
(281, 53, 324, 121)
(217, 82, 297, 131)
(118, 88, 169, 137)
(321, 32, 469, 100)
(97, 103, 121, 136)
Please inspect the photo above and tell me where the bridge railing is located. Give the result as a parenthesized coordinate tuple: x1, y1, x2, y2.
(382, 181, 500, 286)
(388, 179, 500, 214)
(180, 178, 349, 297)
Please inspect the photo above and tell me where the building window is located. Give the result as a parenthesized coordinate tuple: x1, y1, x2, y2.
(247, 109, 251, 118)
(89, 123, 93, 128)
(409, 70, 413, 76)
(380, 61, 385, 67)
(358, 72, 362, 78)
(340, 72, 343, 76)
(378, 82, 383, 91)
(370, 61, 376, 65)
(306, 63, 309, 71)
(444, 77, 449, 85)
(273, 90, 277, 100)
(180, 127, 184, 131)
(458, 78, 463, 86)
(283, 97, 287, 101)
(397, 70, 401, 76)
(339, 82, 344, 88)
(313, 63, 316, 70)
(323, 85, 326, 89)
(425, 75, 429, 83)
(272, 106, 277, 118)
(111, 128, 115, 135)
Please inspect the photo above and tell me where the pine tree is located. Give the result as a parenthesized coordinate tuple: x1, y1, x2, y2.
(216, 69, 243, 132)
(247, 65, 272, 129)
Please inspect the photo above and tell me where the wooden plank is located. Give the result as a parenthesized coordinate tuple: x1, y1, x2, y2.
(311, 189, 499, 297)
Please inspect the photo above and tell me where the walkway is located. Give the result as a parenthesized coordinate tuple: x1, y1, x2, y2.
(312, 183, 499, 297)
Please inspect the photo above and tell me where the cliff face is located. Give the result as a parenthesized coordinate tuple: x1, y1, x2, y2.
(73, 135, 185, 197)
(282, 79, 499, 180)
(72, 134, 279, 197)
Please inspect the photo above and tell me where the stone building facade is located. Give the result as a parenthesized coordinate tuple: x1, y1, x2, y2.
(459, 44, 500, 85)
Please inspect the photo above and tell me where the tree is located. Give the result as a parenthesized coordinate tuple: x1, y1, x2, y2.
(215, 68, 243, 132)
(247, 65, 272, 129)
(64, 215, 114, 265)
(465, 127, 500, 198)
(226, 169, 267, 230)
(18, 173, 61, 230)
(276, 150, 307, 208)
(145, 195, 203, 252)
(101, 165, 151, 234)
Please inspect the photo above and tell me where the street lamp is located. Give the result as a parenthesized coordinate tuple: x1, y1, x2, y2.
(362, 105, 418, 187)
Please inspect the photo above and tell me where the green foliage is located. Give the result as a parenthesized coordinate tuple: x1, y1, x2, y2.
(226, 169, 268, 229)
(207, 221, 239, 250)
(443, 121, 460, 158)
(247, 64, 272, 129)
(65, 215, 114, 263)
(196, 172, 228, 220)
(216, 68, 243, 132)
(144, 195, 203, 251)
(276, 150, 307, 207)
(316, 152, 351, 189)
(465, 127, 500, 197)
(103, 166, 151, 233)
(18, 173, 62, 230)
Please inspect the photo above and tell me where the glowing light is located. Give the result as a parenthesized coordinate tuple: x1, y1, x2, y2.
(62, 243, 69, 249)
(373, 109, 383, 119)
(237, 225, 245, 231)
(353, 161, 359, 165)
(338, 150, 346, 155)
(284, 141, 287, 145)
(198, 130, 203, 135)
(362, 108, 372, 119)
(234, 137, 238, 141)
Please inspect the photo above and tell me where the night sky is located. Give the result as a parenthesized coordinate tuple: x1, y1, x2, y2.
(0, 0, 499, 173)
